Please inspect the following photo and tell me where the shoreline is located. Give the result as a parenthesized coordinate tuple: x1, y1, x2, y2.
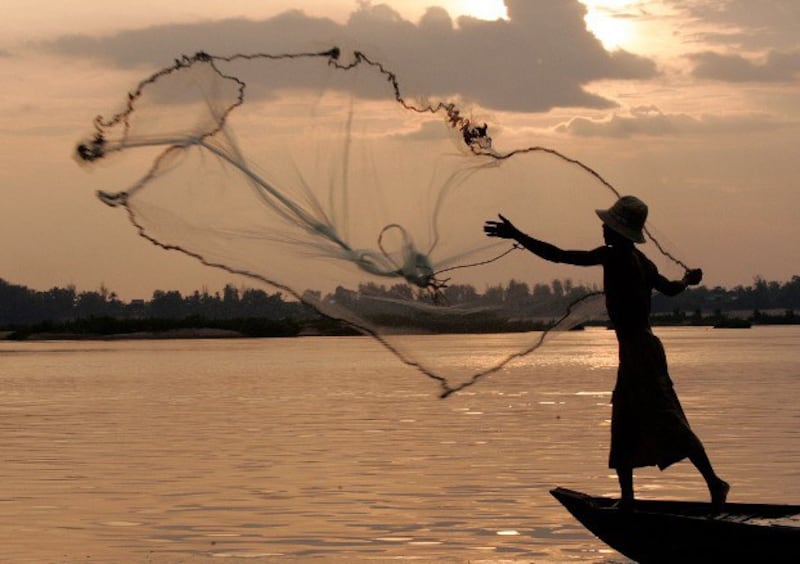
(1, 327, 248, 341)
(3, 320, 797, 342)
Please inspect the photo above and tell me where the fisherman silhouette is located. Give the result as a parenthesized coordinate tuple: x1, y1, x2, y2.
(484, 195, 729, 509)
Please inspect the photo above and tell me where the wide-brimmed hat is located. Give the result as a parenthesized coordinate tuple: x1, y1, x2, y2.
(596, 195, 647, 243)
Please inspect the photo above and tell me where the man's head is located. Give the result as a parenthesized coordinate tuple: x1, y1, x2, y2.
(596, 195, 647, 244)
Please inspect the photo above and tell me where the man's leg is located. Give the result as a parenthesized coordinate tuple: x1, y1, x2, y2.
(616, 467, 634, 506)
(687, 436, 729, 508)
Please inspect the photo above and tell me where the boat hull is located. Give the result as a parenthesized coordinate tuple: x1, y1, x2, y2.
(551, 487, 800, 563)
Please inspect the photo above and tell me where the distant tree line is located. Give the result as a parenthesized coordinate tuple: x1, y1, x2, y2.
(651, 275, 800, 315)
(1, 275, 799, 332)
(0, 280, 313, 326)
(0, 277, 603, 326)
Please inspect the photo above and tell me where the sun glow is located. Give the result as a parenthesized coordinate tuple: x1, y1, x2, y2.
(459, 0, 508, 21)
(581, 1, 637, 51)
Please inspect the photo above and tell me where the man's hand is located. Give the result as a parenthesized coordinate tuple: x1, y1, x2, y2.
(483, 214, 520, 240)
(683, 268, 703, 286)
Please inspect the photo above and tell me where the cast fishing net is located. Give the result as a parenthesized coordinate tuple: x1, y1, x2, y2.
(76, 48, 687, 397)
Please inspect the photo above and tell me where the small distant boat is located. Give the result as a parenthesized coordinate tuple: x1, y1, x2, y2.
(712, 318, 752, 328)
(551, 487, 800, 563)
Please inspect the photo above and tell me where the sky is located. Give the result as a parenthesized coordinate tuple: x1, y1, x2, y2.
(0, 0, 798, 300)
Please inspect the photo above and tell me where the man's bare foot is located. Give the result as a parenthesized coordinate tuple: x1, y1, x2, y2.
(711, 479, 730, 511)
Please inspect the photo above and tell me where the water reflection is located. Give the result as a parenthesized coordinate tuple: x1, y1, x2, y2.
(0, 327, 797, 561)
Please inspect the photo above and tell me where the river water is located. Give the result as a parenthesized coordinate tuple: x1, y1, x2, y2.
(1, 326, 798, 562)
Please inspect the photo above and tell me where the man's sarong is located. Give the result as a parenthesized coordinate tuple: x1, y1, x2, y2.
(609, 331, 698, 470)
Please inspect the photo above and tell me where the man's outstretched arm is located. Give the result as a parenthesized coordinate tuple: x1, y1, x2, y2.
(484, 214, 604, 266)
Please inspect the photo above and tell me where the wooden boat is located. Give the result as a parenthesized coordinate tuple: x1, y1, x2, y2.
(551, 487, 800, 563)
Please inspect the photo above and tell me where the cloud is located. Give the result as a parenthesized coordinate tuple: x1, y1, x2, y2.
(667, 0, 800, 51)
(556, 105, 784, 137)
(689, 50, 800, 82)
(41, 0, 657, 113)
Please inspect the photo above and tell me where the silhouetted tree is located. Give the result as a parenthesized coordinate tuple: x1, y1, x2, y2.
(150, 290, 185, 318)
(506, 279, 531, 305)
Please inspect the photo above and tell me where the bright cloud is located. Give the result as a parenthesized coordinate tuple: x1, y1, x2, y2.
(42, 0, 657, 113)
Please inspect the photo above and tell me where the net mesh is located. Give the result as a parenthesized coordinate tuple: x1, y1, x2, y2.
(76, 48, 685, 397)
